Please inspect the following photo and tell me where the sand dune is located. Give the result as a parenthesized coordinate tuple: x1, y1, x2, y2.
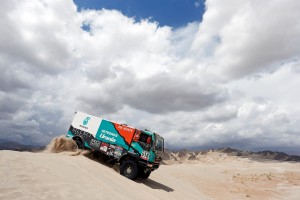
(1, 139, 300, 200)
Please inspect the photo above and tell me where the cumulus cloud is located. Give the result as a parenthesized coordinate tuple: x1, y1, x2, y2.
(192, 0, 300, 80)
(0, 0, 299, 154)
(0, 0, 76, 74)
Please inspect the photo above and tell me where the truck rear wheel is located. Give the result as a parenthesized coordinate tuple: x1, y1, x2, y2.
(139, 170, 151, 179)
(120, 160, 139, 180)
(73, 138, 84, 149)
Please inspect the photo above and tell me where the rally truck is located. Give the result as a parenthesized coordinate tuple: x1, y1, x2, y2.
(66, 111, 164, 180)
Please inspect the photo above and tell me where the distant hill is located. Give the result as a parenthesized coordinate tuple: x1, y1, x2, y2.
(215, 147, 300, 162)
(0, 141, 45, 152)
(1, 141, 299, 163)
(163, 147, 300, 163)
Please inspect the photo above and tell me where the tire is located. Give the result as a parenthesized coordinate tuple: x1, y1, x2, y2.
(139, 169, 151, 179)
(120, 160, 139, 180)
(74, 138, 83, 149)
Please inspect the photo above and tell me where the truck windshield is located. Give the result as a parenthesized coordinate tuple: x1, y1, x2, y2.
(154, 134, 164, 153)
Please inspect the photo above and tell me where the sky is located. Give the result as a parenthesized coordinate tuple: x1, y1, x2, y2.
(73, 0, 205, 27)
(0, 0, 300, 154)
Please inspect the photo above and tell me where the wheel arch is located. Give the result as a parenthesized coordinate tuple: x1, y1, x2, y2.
(118, 152, 139, 164)
(72, 135, 85, 149)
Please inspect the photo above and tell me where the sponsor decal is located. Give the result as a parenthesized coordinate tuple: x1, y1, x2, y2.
(114, 146, 123, 158)
(100, 142, 109, 152)
(140, 151, 149, 160)
(113, 123, 135, 145)
(90, 139, 101, 149)
(107, 144, 116, 156)
(99, 129, 117, 143)
(79, 125, 88, 129)
(83, 117, 91, 126)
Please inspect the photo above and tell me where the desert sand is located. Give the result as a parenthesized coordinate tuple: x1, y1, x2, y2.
(0, 138, 299, 200)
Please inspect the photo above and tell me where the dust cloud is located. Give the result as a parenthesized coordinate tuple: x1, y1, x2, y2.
(46, 136, 78, 153)
(45, 136, 98, 158)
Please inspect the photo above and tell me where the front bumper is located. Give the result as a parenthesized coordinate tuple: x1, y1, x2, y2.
(139, 160, 160, 171)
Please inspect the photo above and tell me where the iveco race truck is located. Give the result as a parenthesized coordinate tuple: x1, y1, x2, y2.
(66, 111, 164, 180)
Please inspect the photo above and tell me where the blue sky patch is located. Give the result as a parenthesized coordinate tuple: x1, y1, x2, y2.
(73, 0, 206, 28)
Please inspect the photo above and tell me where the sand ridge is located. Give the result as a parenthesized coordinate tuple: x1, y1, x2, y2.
(1, 136, 300, 200)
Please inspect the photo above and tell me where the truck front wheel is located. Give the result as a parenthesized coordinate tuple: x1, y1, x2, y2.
(139, 170, 151, 179)
(120, 160, 139, 180)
